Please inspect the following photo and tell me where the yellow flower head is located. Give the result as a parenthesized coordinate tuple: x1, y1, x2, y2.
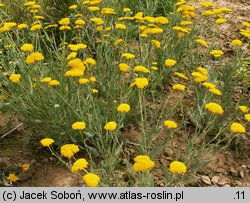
(65, 69, 84, 77)
(69, 5, 77, 10)
(151, 39, 161, 48)
(60, 25, 71, 31)
(245, 114, 250, 122)
(230, 122, 246, 134)
(21, 163, 30, 171)
(48, 80, 60, 86)
(114, 39, 123, 46)
(20, 43, 34, 52)
(71, 158, 89, 172)
(194, 75, 208, 83)
(24, 1, 36, 6)
(67, 52, 77, 60)
(79, 78, 90, 85)
(240, 29, 250, 39)
(133, 155, 155, 172)
(17, 23, 28, 30)
(7, 173, 19, 182)
(134, 66, 150, 73)
(193, 72, 203, 79)
(195, 39, 208, 47)
(215, 18, 227, 24)
(91, 89, 98, 93)
(40, 138, 55, 147)
(83, 173, 100, 187)
(104, 121, 117, 131)
(115, 23, 126, 30)
(205, 102, 224, 115)
(210, 49, 224, 58)
(21, 164, 30, 171)
(72, 121, 86, 130)
(143, 27, 163, 35)
(68, 44, 87, 51)
(88, 6, 100, 11)
(169, 161, 187, 174)
(202, 82, 216, 89)
(67, 58, 86, 71)
(197, 67, 207, 75)
(155, 16, 169, 24)
(151, 66, 158, 71)
(84, 58, 96, 65)
(117, 103, 130, 112)
(172, 84, 186, 91)
(89, 76, 97, 82)
(172, 26, 190, 33)
(180, 20, 193, 26)
(59, 18, 70, 25)
(119, 63, 129, 72)
(75, 19, 86, 25)
(164, 120, 178, 129)
(44, 24, 58, 29)
(202, 10, 214, 16)
(192, 68, 208, 83)
(4, 22, 17, 28)
(130, 78, 149, 89)
(209, 88, 222, 96)
(123, 8, 131, 13)
(26, 52, 44, 64)
(174, 72, 189, 80)
(165, 59, 177, 67)
(34, 15, 44, 20)
(9, 74, 21, 83)
(101, 8, 116, 15)
(242, 21, 250, 28)
(122, 53, 135, 59)
(239, 105, 248, 113)
(75, 14, 83, 18)
(31, 4, 41, 9)
(60, 144, 80, 158)
(95, 25, 103, 32)
(90, 17, 104, 25)
(231, 39, 243, 47)
(30, 24, 42, 31)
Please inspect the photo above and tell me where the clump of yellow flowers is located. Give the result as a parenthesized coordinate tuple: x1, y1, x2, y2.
(40, 138, 100, 187)
(169, 161, 187, 174)
(133, 155, 155, 172)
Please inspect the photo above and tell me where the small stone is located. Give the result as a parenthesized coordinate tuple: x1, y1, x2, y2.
(202, 176, 211, 185)
(223, 184, 231, 187)
(234, 181, 242, 186)
(241, 165, 246, 169)
(215, 168, 224, 173)
(218, 176, 228, 186)
(165, 148, 173, 157)
(211, 176, 220, 184)
(230, 167, 237, 175)
(159, 183, 164, 187)
(239, 171, 244, 178)
(166, 157, 172, 161)
(218, 181, 228, 186)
